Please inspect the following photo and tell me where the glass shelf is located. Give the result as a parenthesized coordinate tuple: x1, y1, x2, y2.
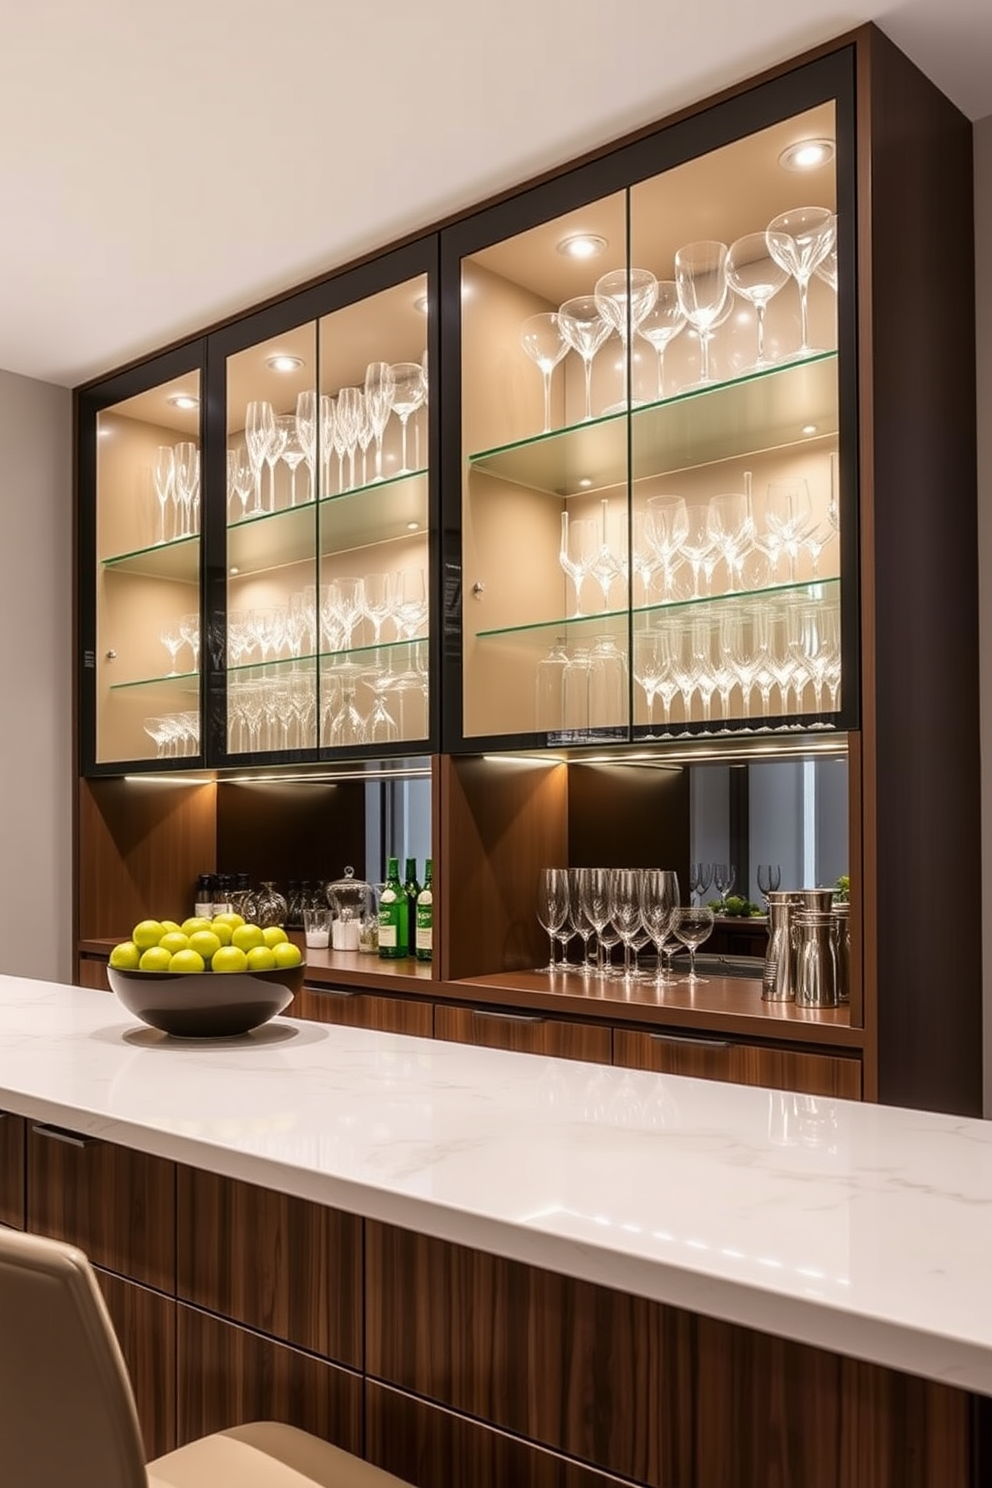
(101, 534, 199, 582)
(108, 669, 199, 693)
(228, 636, 428, 676)
(226, 470, 429, 576)
(476, 578, 839, 648)
(468, 353, 837, 496)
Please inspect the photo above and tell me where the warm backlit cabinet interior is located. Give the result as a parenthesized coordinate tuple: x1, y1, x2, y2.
(458, 104, 843, 746)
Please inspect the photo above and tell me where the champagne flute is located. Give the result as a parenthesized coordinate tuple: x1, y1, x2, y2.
(520, 313, 568, 434)
(319, 393, 337, 497)
(640, 869, 680, 985)
(673, 905, 715, 983)
(579, 866, 613, 977)
(609, 868, 644, 981)
(536, 867, 569, 973)
(263, 414, 288, 510)
(558, 295, 612, 421)
(637, 282, 686, 399)
(558, 512, 597, 617)
(244, 400, 274, 514)
(765, 207, 836, 358)
(295, 391, 317, 501)
(726, 233, 790, 368)
(390, 363, 426, 474)
(276, 414, 305, 506)
(335, 387, 362, 490)
(173, 443, 199, 536)
(674, 241, 730, 385)
(364, 362, 395, 482)
(153, 446, 175, 544)
(568, 867, 596, 974)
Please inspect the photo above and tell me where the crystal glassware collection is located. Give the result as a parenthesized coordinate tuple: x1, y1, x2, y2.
(519, 208, 836, 430)
(153, 441, 201, 543)
(537, 866, 714, 985)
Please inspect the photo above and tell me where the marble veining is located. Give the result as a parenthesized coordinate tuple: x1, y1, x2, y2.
(2, 975, 992, 1394)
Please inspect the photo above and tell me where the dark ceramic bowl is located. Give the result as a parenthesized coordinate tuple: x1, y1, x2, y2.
(107, 964, 305, 1038)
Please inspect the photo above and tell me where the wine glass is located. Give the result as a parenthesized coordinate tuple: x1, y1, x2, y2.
(567, 867, 596, 974)
(520, 313, 568, 434)
(678, 502, 716, 598)
(765, 207, 836, 358)
(637, 282, 686, 399)
(160, 624, 184, 676)
(690, 862, 713, 904)
(558, 513, 597, 617)
(646, 494, 689, 598)
(579, 866, 613, 978)
(262, 417, 288, 510)
(706, 491, 753, 592)
(244, 401, 274, 514)
(594, 268, 659, 404)
(153, 446, 175, 544)
(362, 572, 394, 644)
(394, 568, 428, 639)
(334, 387, 363, 491)
(639, 868, 680, 985)
(319, 394, 337, 496)
(764, 479, 813, 582)
(179, 612, 200, 672)
(557, 295, 612, 422)
(354, 390, 373, 487)
(589, 498, 626, 611)
(389, 363, 426, 474)
(712, 863, 735, 903)
(276, 414, 306, 506)
(673, 905, 715, 982)
(726, 232, 790, 367)
(757, 864, 782, 900)
(295, 391, 317, 501)
(364, 362, 395, 482)
(536, 867, 569, 973)
(609, 867, 644, 981)
(674, 241, 730, 385)
(173, 443, 199, 535)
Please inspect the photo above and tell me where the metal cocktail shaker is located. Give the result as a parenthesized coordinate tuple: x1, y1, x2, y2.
(831, 901, 851, 1003)
(794, 909, 840, 1007)
(762, 891, 802, 1002)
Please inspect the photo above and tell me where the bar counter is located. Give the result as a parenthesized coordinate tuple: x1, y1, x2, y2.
(0, 972, 989, 1397)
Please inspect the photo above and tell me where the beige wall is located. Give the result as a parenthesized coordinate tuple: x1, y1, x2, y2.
(977, 116, 992, 1114)
(0, 369, 72, 982)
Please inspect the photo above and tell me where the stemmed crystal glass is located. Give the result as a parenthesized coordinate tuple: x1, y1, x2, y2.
(690, 862, 713, 904)
(558, 295, 611, 422)
(558, 512, 597, 617)
(536, 867, 570, 973)
(173, 443, 199, 535)
(757, 863, 782, 899)
(179, 612, 200, 672)
(327, 577, 366, 651)
(639, 869, 680, 985)
(364, 362, 395, 482)
(706, 491, 753, 592)
(633, 629, 666, 735)
(609, 868, 644, 981)
(390, 363, 426, 475)
(355, 391, 373, 487)
(764, 479, 813, 582)
(362, 572, 393, 643)
(276, 414, 306, 506)
(679, 502, 716, 598)
(160, 624, 184, 676)
(229, 454, 254, 525)
(594, 268, 659, 404)
(567, 867, 596, 974)
(294, 391, 317, 501)
(674, 241, 730, 385)
(335, 387, 362, 490)
(579, 866, 613, 977)
(726, 233, 790, 368)
(646, 494, 689, 598)
(765, 207, 836, 358)
(153, 446, 175, 544)
(589, 499, 626, 611)
(393, 568, 428, 639)
(263, 416, 288, 511)
(713, 863, 736, 902)
(637, 282, 686, 399)
(520, 313, 568, 434)
(673, 905, 715, 982)
(319, 394, 337, 496)
(244, 401, 274, 514)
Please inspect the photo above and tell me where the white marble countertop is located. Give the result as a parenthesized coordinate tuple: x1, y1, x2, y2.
(1, 974, 991, 1395)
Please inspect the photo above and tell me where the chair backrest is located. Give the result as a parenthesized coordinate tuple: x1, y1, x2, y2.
(0, 1226, 148, 1488)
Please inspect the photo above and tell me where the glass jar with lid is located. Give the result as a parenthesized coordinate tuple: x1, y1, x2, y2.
(325, 867, 376, 951)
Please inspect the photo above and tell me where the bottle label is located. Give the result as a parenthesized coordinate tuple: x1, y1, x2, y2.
(415, 926, 432, 951)
(378, 924, 397, 948)
(194, 900, 213, 918)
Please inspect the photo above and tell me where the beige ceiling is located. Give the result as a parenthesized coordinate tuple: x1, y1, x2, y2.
(0, 1, 989, 388)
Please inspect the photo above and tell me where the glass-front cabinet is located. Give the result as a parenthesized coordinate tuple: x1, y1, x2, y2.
(445, 66, 857, 750)
(82, 347, 205, 770)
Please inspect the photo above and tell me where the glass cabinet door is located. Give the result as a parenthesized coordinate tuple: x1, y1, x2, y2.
(225, 321, 320, 758)
(91, 363, 203, 766)
(451, 87, 850, 749)
(318, 274, 430, 751)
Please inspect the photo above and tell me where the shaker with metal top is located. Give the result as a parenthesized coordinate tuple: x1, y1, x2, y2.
(794, 908, 840, 1007)
(762, 891, 802, 1002)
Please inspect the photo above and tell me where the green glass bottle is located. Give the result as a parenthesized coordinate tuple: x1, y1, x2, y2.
(378, 857, 408, 959)
(403, 857, 421, 956)
(415, 859, 433, 962)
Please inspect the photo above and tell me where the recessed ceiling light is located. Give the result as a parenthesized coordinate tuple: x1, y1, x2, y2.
(578, 478, 593, 489)
(168, 394, 199, 410)
(266, 354, 304, 373)
(414, 294, 429, 314)
(778, 138, 834, 172)
(802, 423, 818, 435)
(229, 566, 240, 576)
(557, 233, 608, 260)
(406, 521, 419, 531)
(97, 426, 111, 437)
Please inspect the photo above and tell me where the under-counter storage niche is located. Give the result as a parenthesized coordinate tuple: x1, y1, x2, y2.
(448, 92, 852, 750)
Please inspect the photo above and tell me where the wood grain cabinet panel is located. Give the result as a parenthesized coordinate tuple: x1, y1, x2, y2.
(77, 955, 111, 990)
(614, 1028, 862, 1099)
(293, 984, 433, 1038)
(176, 1166, 362, 1366)
(176, 1304, 363, 1454)
(366, 1381, 641, 1488)
(435, 1004, 611, 1064)
(26, 1127, 175, 1290)
(0, 1111, 25, 1229)
(94, 1267, 177, 1461)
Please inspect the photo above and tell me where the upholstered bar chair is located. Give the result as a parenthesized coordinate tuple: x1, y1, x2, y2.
(0, 1226, 411, 1488)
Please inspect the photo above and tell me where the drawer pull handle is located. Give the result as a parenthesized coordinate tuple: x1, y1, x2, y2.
(472, 1009, 545, 1025)
(32, 1123, 97, 1149)
(319, 987, 358, 999)
(648, 1033, 732, 1050)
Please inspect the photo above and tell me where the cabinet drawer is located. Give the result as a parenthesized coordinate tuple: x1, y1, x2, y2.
(176, 1167, 362, 1366)
(27, 1126, 175, 1288)
(367, 1380, 637, 1488)
(294, 984, 433, 1038)
(77, 955, 110, 991)
(95, 1267, 176, 1460)
(435, 1004, 611, 1063)
(176, 1304, 362, 1454)
(0, 1111, 25, 1229)
(614, 1029, 862, 1099)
